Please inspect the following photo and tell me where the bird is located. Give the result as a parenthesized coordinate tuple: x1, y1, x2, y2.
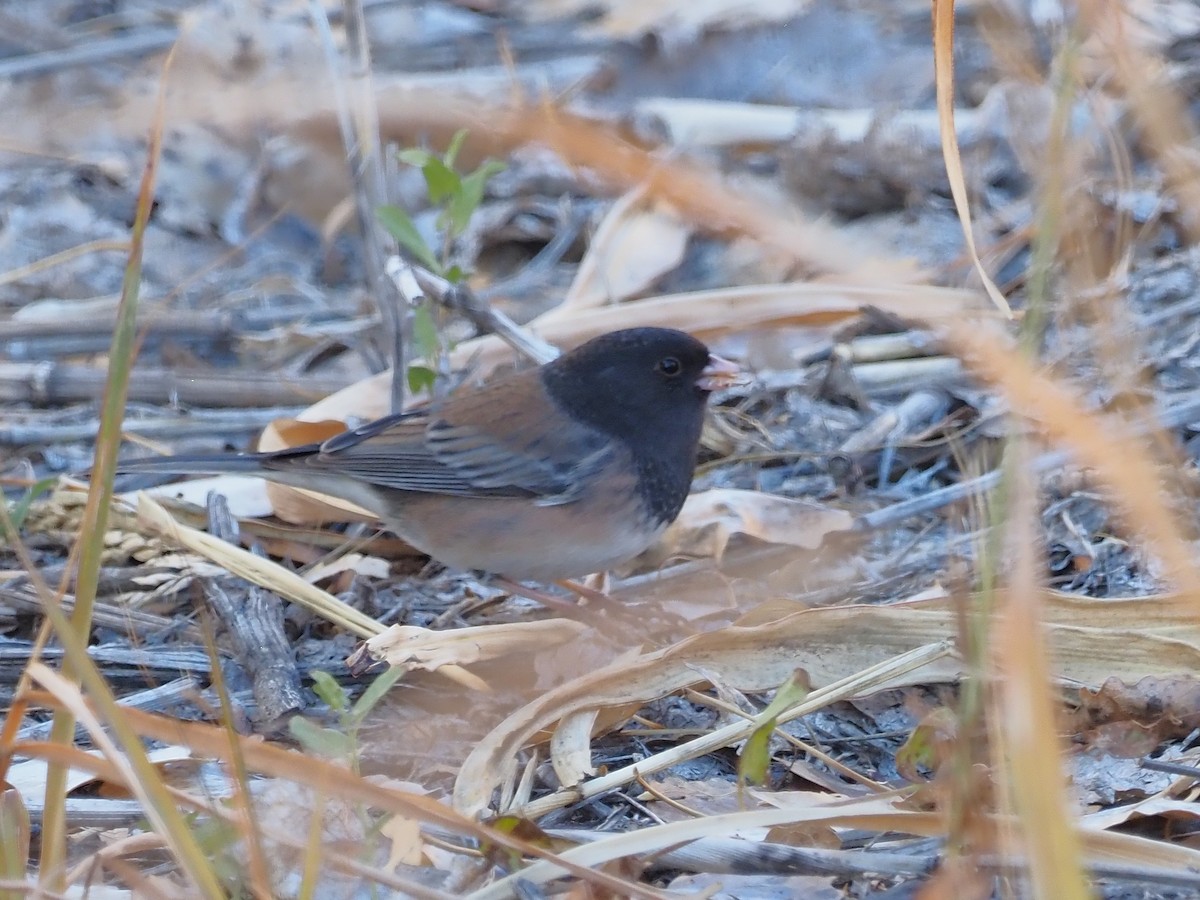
(112, 328, 741, 584)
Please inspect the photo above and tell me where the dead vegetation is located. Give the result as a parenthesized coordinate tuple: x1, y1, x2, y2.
(5, 0, 1200, 897)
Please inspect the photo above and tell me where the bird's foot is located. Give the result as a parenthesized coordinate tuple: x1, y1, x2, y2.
(491, 576, 587, 612)
(553, 578, 614, 606)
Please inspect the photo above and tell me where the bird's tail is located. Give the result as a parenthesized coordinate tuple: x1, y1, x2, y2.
(113, 453, 274, 478)
(111, 449, 385, 521)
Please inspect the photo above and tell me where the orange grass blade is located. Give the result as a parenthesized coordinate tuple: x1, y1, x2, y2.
(932, 0, 1013, 317)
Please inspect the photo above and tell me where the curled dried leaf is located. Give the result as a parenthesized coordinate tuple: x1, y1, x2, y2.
(635, 489, 854, 568)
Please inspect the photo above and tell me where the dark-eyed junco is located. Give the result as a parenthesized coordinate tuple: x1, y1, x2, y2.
(113, 328, 740, 581)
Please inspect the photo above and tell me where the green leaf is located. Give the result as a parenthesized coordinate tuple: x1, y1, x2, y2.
(377, 205, 440, 272)
(421, 157, 461, 205)
(289, 717, 354, 759)
(309, 669, 349, 713)
(187, 815, 241, 887)
(348, 664, 406, 724)
(738, 671, 811, 787)
(398, 148, 433, 169)
(895, 707, 957, 782)
(738, 714, 776, 787)
(757, 670, 811, 721)
(406, 365, 436, 394)
(449, 161, 505, 236)
(443, 264, 465, 284)
(412, 304, 439, 357)
(443, 129, 469, 169)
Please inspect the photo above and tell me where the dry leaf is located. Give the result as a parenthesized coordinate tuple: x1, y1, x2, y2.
(381, 814, 425, 869)
(1079, 675, 1200, 730)
(0, 782, 30, 886)
(351, 620, 588, 677)
(556, 195, 690, 312)
(131, 474, 275, 519)
(1068, 675, 1200, 755)
(639, 774, 747, 820)
(1081, 791, 1200, 832)
(270, 418, 350, 445)
(454, 593, 1200, 815)
(635, 489, 854, 567)
(550, 709, 600, 788)
(137, 493, 384, 639)
(9, 745, 193, 809)
(303, 553, 391, 584)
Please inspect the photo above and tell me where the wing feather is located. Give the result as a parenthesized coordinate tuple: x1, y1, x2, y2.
(262, 369, 613, 502)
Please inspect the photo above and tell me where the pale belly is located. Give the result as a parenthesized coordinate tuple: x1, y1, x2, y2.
(386, 490, 664, 581)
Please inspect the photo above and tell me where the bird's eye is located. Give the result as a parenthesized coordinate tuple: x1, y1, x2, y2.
(657, 356, 682, 377)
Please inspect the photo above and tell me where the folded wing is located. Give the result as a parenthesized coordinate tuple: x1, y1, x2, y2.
(264, 370, 613, 503)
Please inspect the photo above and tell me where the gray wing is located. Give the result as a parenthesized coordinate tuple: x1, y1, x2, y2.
(266, 370, 614, 502)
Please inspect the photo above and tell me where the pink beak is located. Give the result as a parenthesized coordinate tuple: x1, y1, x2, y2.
(697, 355, 743, 391)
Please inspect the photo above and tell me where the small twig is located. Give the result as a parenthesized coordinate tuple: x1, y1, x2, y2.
(1138, 758, 1200, 778)
(0, 362, 351, 408)
(0, 643, 212, 680)
(837, 390, 952, 456)
(0, 27, 178, 79)
(26, 798, 151, 829)
(14, 676, 199, 744)
(1, 303, 364, 344)
(0, 406, 304, 446)
(972, 856, 1200, 892)
(831, 390, 954, 489)
(408, 265, 559, 365)
(475, 201, 589, 303)
(7, 563, 186, 597)
(309, 0, 409, 413)
(203, 494, 305, 724)
(856, 388, 1200, 532)
(0, 586, 189, 640)
(0, 239, 130, 289)
(850, 357, 965, 394)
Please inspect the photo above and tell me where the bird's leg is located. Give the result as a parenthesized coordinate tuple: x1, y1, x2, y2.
(486, 577, 632, 637)
(490, 575, 584, 611)
(553, 579, 614, 606)
(555, 578, 654, 636)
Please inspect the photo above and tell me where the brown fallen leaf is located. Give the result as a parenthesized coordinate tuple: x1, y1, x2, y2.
(348, 620, 589, 685)
(258, 417, 380, 526)
(1069, 675, 1200, 750)
(270, 418, 350, 445)
(381, 814, 425, 869)
(634, 488, 854, 569)
(554, 193, 691, 313)
(453, 592, 1200, 815)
